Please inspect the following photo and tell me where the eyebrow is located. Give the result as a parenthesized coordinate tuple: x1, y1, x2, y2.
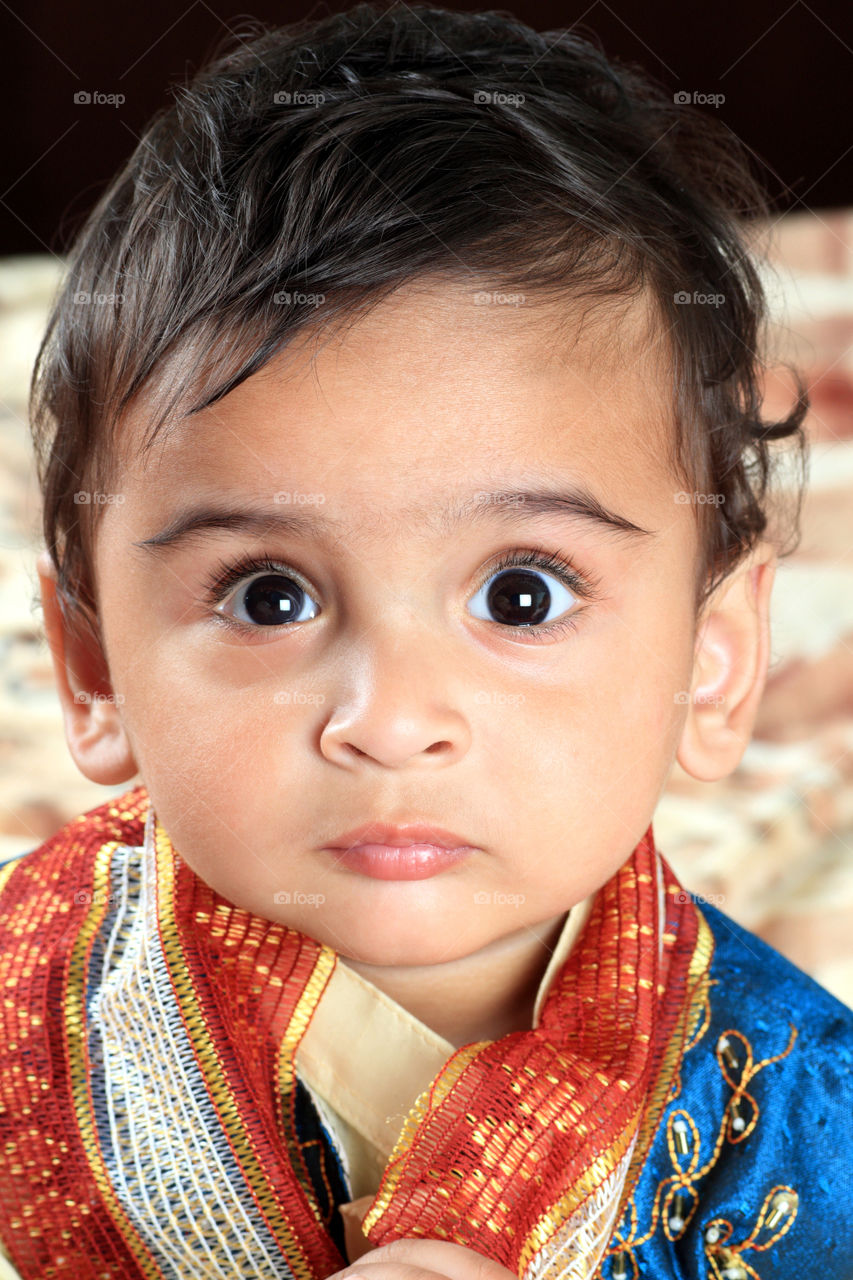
(132, 484, 657, 554)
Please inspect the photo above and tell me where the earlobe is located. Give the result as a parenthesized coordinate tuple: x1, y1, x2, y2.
(675, 547, 776, 783)
(36, 549, 139, 786)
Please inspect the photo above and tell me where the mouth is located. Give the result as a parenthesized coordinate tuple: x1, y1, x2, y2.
(324, 821, 479, 881)
(324, 842, 476, 881)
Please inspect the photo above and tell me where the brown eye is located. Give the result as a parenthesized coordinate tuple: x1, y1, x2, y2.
(229, 573, 315, 627)
(469, 561, 578, 630)
(206, 555, 318, 629)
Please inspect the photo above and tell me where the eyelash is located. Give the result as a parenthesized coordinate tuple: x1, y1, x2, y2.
(202, 546, 604, 641)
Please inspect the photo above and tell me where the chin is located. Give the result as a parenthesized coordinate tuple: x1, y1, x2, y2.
(337, 930, 475, 969)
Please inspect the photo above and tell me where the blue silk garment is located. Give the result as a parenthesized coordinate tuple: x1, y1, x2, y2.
(292, 896, 853, 1278)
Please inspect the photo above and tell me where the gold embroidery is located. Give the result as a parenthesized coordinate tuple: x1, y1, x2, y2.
(604, 1014, 799, 1278)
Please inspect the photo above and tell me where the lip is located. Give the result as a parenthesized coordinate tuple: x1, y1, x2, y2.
(324, 821, 479, 881)
(326, 843, 476, 881)
(327, 821, 476, 850)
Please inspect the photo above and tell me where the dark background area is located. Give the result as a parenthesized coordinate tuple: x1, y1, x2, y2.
(1, 0, 852, 257)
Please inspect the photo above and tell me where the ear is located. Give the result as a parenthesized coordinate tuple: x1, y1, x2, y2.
(36, 548, 139, 786)
(676, 543, 777, 783)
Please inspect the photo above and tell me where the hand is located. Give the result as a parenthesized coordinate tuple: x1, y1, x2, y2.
(326, 1238, 519, 1280)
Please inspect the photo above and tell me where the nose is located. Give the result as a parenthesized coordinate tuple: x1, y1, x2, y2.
(318, 622, 472, 770)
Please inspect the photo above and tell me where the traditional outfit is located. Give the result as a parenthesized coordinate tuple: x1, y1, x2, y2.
(0, 785, 850, 1280)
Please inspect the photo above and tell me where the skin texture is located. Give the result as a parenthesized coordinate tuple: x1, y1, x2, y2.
(37, 281, 776, 1053)
(326, 1236, 522, 1280)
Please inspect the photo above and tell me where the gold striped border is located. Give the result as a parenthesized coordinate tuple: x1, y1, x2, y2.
(155, 823, 335, 1280)
(610, 901, 715, 1234)
(66, 838, 163, 1278)
(518, 1117, 640, 1275)
(517, 899, 714, 1276)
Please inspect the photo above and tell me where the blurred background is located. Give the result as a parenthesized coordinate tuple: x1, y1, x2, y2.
(1, 0, 852, 1005)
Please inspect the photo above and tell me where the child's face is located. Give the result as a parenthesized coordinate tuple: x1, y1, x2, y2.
(81, 284, 701, 966)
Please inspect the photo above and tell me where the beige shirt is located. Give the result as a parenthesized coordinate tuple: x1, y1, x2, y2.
(293, 896, 594, 1261)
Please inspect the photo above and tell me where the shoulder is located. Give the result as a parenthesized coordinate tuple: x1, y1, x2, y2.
(606, 896, 853, 1276)
(699, 897, 853, 1042)
(0, 785, 151, 910)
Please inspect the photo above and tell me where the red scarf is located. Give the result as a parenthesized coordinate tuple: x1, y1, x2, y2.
(0, 785, 712, 1278)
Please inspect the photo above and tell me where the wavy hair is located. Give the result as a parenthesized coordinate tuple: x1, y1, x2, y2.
(29, 1, 808, 638)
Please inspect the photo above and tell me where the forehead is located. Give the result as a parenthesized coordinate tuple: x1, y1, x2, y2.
(115, 281, 676, 529)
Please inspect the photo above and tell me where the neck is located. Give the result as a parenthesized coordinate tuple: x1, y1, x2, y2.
(341, 910, 570, 1048)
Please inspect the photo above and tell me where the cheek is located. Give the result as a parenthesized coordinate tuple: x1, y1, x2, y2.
(116, 653, 304, 823)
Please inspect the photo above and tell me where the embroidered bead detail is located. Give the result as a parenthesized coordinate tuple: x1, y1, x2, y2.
(611, 1252, 631, 1279)
(672, 1117, 690, 1156)
(765, 1190, 798, 1231)
(702, 1184, 799, 1277)
(717, 1036, 739, 1072)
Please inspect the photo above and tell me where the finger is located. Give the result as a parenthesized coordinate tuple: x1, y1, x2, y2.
(326, 1263, 448, 1280)
(329, 1238, 517, 1280)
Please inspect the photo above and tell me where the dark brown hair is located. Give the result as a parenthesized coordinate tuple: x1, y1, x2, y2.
(29, 1, 808, 639)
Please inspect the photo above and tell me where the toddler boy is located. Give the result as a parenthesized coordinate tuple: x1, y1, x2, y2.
(1, 4, 851, 1278)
